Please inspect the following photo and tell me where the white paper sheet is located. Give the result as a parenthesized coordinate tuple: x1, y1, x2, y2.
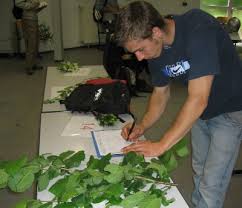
(50, 86, 67, 99)
(92, 129, 132, 156)
(61, 113, 103, 137)
(61, 113, 133, 137)
(63, 67, 91, 77)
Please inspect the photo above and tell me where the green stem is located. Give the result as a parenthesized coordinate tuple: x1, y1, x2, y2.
(135, 176, 178, 186)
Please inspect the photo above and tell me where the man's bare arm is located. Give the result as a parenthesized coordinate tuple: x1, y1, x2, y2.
(140, 85, 170, 130)
(158, 75, 214, 151)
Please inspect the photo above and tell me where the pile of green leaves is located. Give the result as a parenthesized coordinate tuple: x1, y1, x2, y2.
(95, 114, 118, 126)
(57, 61, 79, 73)
(0, 140, 188, 208)
(39, 23, 53, 42)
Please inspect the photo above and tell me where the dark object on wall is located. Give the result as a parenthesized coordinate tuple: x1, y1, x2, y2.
(226, 17, 241, 33)
(12, 0, 23, 19)
(64, 80, 130, 115)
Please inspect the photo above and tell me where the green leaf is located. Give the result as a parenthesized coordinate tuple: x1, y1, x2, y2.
(8, 169, 34, 192)
(122, 152, 145, 166)
(53, 202, 76, 208)
(24, 164, 41, 174)
(72, 194, 91, 208)
(39, 202, 53, 208)
(5, 155, 28, 176)
(0, 169, 9, 188)
(119, 191, 147, 208)
(138, 195, 161, 208)
(173, 138, 189, 157)
(38, 172, 49, 192)
(146, 162, 168, 178)
(104, 164, 124, 184)
(59, 151, 75, 160)
(86, 154, 111, 171)
(30, 156, 49, 169)
(26, 200, 43, 208)
(49, 178, 67, 198)
(64, 151, 85, 168)
(52, 158, 65, 168)
(15, 199, 28, 208)
(105, 183, 124, 199)
(164, 153, 178, 172)
(60, 172, 82, 201)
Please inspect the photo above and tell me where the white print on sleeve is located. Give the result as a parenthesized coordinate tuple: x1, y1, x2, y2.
(163, 60, 190, 77)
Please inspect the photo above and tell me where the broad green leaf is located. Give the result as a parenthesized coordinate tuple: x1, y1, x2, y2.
(86, 154, 111, 171)
(24, 164, 41, 174)
(104, 164, 124, 184)
(27, 200, 43, 208)
(30, 156, 49, 168)
(8, 169, 34, 192)
(64, 151, 85, 168)
(39, 202, 53, 208)
(0, 169, 9, 188)
(122, 152, 145, 166)
(46, 155, 58, 162)
(138, 195, 161, 208)
(72, 194, 91, 208)
(49, 178, 67, 198)
(15, 199, 28, 208)
(59, 151, 75, 160)
(125, 179, 146, 193)
(164, 153, 178, 172)
(146, 162, 167, 178)
(105, 183, 124, 199)
(54, 202, 76, 208)
(175, 144, 189, 157)
(38, 172, 49, 191)
(5, 155, 28, 176)
(60, 172, 82, 201)
(173, 138, 189, 157)
(47, 166, 60, 180)
(52, 158, 65, 168)
(119, 191, 147, 208)
(0, 161, 7, 169)
(86, 169, 104, 185)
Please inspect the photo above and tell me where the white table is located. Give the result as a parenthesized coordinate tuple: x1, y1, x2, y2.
(38, 112, 189, 208)
(42, 65, 108, 113)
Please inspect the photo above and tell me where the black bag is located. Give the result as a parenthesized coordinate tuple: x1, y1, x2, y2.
(12, 0, 23, 19)
(64, 81, 130, 114)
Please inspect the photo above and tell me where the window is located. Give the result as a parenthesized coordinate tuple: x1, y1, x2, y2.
(201, 0, 242, 27)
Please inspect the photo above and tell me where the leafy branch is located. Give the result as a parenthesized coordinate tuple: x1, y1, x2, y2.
(0, 140, 189, 208)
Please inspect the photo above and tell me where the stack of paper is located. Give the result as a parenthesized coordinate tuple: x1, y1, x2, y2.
(91, 129, 132, 157)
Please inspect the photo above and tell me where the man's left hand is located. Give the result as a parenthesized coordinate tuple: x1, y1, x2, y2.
(121, 140, 165, 157)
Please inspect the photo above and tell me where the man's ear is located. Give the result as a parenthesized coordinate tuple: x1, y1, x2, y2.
(152, 27, 163, 40)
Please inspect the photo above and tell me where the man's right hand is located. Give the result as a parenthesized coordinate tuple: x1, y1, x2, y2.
(121, 122, 145, 141)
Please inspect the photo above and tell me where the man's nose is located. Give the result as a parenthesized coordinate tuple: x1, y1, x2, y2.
(135, 51, 144, 61)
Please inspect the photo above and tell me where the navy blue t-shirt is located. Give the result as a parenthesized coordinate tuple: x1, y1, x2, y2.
(148, 9, 242, 120)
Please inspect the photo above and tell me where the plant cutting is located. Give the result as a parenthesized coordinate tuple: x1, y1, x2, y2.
(57, 61, 79, 73)
(39, 23, 53, 42)
(0, 139, 189, 208)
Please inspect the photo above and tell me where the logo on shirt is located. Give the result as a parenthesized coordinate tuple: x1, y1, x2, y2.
(163, 60, 190, 77)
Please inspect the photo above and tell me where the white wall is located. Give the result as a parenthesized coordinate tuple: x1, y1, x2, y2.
(0, 0, 200, 53)
(0, 0, 16, 53)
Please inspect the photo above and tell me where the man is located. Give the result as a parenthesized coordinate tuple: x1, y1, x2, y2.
(115, 1, 242, 208)
(15, 0, 47, 75)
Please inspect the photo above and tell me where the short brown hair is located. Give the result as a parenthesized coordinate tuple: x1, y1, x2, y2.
(115, 1, 165, 46)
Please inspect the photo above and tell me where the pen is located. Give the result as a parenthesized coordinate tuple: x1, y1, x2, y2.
(127, 120, 135, 141)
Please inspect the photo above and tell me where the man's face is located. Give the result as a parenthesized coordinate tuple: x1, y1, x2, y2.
(124, 37, 163, 61)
